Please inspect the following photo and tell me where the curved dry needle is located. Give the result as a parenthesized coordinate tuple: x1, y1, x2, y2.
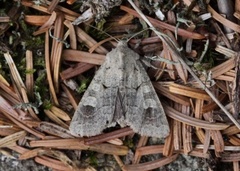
(49, 26, 70, 48)
(85, 24, 120, 42)
(126, 27, 182, 52)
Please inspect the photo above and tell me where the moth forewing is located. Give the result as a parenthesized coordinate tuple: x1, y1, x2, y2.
(70, 41, 170, 138)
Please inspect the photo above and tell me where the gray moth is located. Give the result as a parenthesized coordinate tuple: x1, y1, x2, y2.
(69, 41, 170, 138)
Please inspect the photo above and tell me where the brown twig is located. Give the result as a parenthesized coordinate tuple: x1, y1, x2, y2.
(62, 49, 105, 65)
(123, 154, 178, 171)
(164, 105, 229, 130)
(85, 127, 134, 145)
(45, 31, 59, 105)
(30, 139, 129, 155)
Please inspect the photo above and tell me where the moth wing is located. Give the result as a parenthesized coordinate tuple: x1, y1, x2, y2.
(125, 60, 170, 138)
(69, 63, 119, 137)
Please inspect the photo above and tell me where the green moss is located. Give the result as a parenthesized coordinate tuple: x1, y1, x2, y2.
(89, 152, 98, 167)
(123, 139, 134, 149)
(76, 78, 90, 94)
(43, 99, 53, 110)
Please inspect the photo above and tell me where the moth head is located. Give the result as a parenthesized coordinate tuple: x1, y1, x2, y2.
(117, 41, 128, 49)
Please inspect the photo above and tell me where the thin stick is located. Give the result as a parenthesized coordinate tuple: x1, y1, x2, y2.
(25, 50, 34, 99)
(45, 31, 59, 105)
(127, 0, 240, 129)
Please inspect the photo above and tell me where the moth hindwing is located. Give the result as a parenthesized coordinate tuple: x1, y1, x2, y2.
(70, 41, 170, 138)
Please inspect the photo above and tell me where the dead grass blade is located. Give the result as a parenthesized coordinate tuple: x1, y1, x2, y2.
(173, 119, 182, 150)
(45, 0, 79, 18)
(88, 35, 123, 54)
(222, 125, 240, 136)
(30, 139, 129, 156)
(203, 130, 210, 154)
(51, 13, 64, 93)
(24, 15, 50, 26)
(0, 80, 20, 102)
(162, 42, 176, 80)
(47, 0, 59, 13)
(4, 52, 39, 120)
(135, 145, 209, 158)
(123, 154, 178, 171)
(35, 156, 73, 171)
(60, 63, 95, 80)
(62, 49, 105, 65)
(164, 30, 188, 83)
(133, 136, 149, 164)
(228, 136, 240, 146)
(3, 52, 26, 95)
(61, 84, 78, 110)
(203, 113, 224, 153)
(0, 112, 45, 139)
(215, 45, 237, 58)
(194, 99, 203, 119)
(210, 57, 236, 79)
(208, 5, 240, 33)
(233, 161, 239, 171)
(19, 148, 45, 160)
(21, 0, 78, 21)
(106, 139, 123, 146)
(164, 105, 229, 130)
(221, 152, 240, 162)
(85, 127, 134, 145)
(8, 145, 29, 154)
(38, 122, 74, 138)
(113, 155, 127, 171)
(40, 11, 57, 30)
(165, 83, 211, 100)
(39, 149, 78, 170)
(75, 26, 108, 54)
(0, 16, 10, 22)
(50, 106, 71, 121)
(0, 124, 21, 136)
(118, 13, 134, 25)
(64, 20, 77, 49)
(33, 12, 57, 36)
(202, 94, 227, 113)
(153, 82, 190, 106)
(196, 145, 240, 151)
(45, 31, 59, 105)
(0, 74, 10, 86)
(210, 20, 231, 49)
(20, 87, 40, 120)
(163, 119, 174, 156)
(44, 109, 69, 129)
(0, 130, 26, 147)
(182, 105, 192, 154)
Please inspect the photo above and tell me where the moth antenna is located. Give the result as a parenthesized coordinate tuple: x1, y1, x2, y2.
(125, 28, 150, 43)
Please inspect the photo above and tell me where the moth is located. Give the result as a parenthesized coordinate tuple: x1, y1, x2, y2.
(70, 41, 170, 138)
